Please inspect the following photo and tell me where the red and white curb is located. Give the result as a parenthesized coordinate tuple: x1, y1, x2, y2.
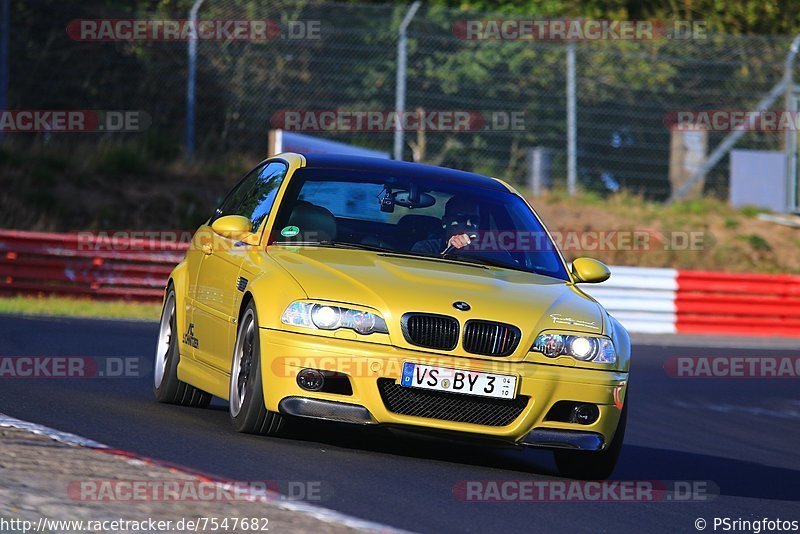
(0, 413, 405, 533)
(585, 266, 800, 337)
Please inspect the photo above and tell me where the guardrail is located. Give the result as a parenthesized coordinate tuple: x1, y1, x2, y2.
(2, 230, 799, 337)
(676, 270, 800, 337)
(0, 230, 186, 300)
(586, 267, 800, 337)
(583, 267, 678, 334)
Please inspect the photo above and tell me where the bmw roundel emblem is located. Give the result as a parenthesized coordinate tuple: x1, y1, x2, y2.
(453, 301, 471, 312)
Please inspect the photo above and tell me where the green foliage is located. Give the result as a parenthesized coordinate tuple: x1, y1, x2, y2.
(142, 131, 181, 161)
(739, 205, 767, 217)
(669, 197, 717, 216)
(97, 146, 149, 176)
(420, 0, 800, 35)
(0, 295, 161, 321)
(23, 190, 61, 215)
(7, 0, 798, 201)
(30, 163, 53, 186)
(724, 217, 740, 229)
(741, 233, 772, 251)
(37, 153, 70, 172)
(0, 146, 22, 167)
(580, 190, 602, 205)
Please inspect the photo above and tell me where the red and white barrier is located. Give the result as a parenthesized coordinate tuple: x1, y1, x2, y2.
(676, 270, 800, 337)
(0, 230, 186, 301)
(1, 230, 799, 337)
(584, 267, 678, 334)
(586, 267, 800, 338)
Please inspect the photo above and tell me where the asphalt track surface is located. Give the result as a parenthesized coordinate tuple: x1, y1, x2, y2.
(1, 314, 798, 533)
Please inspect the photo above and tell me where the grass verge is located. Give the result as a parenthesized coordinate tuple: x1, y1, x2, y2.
(531, 191, 800, 274)
(0, 295, 161, 321)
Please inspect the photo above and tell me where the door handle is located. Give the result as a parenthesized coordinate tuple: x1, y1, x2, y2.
(201, 243, 213, 255)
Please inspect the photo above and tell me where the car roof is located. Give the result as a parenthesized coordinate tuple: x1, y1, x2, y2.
(298, 153, 509, 192)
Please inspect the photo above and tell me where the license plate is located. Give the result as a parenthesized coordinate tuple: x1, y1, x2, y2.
(400, 362, 517, 399)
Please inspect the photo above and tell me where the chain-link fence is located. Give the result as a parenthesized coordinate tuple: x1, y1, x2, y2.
(4, 0, 797, 200)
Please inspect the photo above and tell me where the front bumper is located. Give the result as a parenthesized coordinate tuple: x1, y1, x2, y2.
(261, 328, 627, 449)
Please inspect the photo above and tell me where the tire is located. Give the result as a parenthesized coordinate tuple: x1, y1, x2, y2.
(229, 300, 285, 435)
(553, 398, 628, 480)
(153, 285, 212, 408)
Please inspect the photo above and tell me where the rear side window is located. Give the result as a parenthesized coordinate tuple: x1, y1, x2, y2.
(214, 161, 288, 232)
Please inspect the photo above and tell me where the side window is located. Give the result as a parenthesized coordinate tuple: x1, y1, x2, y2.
(237, 163, 288, 231)
(215, 164, 265, 220)
(214, 162, 288, 232)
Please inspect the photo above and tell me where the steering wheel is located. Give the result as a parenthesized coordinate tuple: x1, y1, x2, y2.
(442, 235, 519, 266)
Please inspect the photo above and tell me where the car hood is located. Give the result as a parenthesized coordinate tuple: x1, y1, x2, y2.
(268, 247, 606, 344)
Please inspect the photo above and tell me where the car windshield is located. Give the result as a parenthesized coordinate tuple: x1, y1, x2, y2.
(269, 167, 569, 280)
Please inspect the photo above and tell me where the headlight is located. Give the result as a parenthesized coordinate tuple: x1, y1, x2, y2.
(312, 305, 341, 329)
(532, 333, 616, 364)
(281, 302, 389, 335)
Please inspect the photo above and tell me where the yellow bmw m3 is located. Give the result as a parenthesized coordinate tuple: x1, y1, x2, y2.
(154, 152, 630, 479)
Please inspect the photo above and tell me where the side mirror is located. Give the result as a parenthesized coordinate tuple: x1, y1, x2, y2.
(571, 257, 611, 284)
(211, 215, 258, 244)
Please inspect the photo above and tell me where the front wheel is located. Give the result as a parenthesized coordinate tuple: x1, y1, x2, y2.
(553, 398, 627, 480)
(229, 301, 285, 435)
(153, 285, 212, 407)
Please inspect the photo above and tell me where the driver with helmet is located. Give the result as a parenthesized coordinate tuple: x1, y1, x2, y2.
(411, 195, 480, 254)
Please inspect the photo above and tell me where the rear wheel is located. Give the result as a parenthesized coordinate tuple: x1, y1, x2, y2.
(229, 301, 285, 435)
(153, 285, 212, 407)
(553, 399, 627, 480)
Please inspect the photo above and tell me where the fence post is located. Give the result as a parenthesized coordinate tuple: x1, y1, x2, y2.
(0, 0, 10, 144)
(526, 147, 553, 196)
(784, 34, 800, 213)
(566, 40, 577, 196)
(668, 79, 786, 203)
(185, 0, 206, 161)
(393, 1, 421, 161)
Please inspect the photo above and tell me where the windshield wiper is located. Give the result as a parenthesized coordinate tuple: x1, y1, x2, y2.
(450, 255, 563, 278)
(376, 252, 489, 269)
(276, 240, 525, 271)
(444, 255, 520, 270)
(285, 240, 395, 254)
